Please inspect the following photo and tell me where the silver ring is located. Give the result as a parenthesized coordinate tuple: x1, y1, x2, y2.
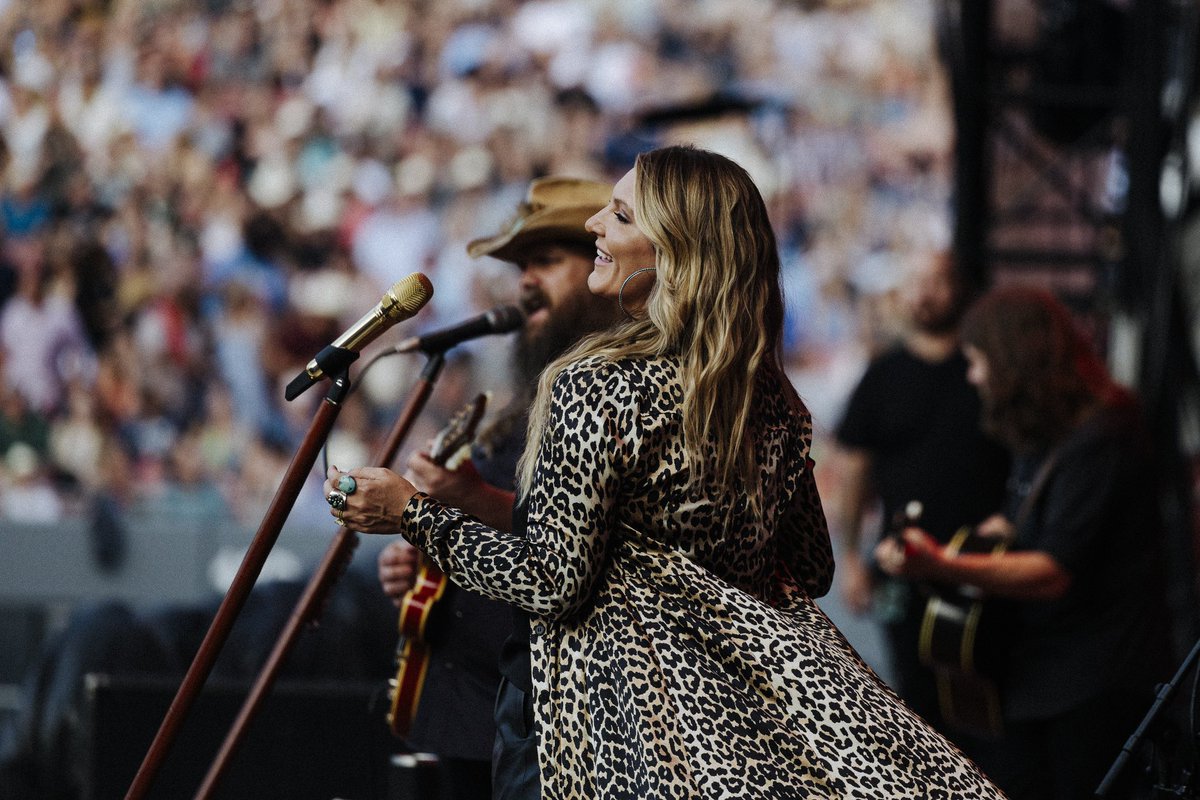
(326, 490, 348, 511)
(336, 474, 358, 495)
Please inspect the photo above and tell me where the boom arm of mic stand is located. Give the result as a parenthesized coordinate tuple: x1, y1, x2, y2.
(125, 371, 355, 800)
(194, 352, 448, 800)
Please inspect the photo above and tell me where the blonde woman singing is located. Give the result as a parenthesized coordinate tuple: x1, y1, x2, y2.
(327, 146, 1005, 799)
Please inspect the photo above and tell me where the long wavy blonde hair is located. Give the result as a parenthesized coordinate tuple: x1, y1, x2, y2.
(517, 145, 788, 500)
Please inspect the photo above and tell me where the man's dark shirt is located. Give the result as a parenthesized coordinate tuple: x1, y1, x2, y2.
(1001, 400, 1170, 719)
(836, 346, 1009, 543)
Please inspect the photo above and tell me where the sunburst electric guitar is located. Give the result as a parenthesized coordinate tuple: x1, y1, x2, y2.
(386, 392, 489, 739)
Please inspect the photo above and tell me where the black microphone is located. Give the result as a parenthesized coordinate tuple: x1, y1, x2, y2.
(390, 304, 525, 354)
(285, 272, 434, 400)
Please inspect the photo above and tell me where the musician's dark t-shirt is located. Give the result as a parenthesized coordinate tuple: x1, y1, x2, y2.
(1001, 400, 1170, 719)
(836, 346, 1009, 543)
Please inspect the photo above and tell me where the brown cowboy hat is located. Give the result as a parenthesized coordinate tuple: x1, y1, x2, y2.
(467, 176, 610, 264)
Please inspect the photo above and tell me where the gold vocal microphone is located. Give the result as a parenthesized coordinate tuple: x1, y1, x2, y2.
(285, 272, 434, 400)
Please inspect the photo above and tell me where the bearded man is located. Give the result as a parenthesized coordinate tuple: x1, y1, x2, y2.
(375, 177, 618, 800)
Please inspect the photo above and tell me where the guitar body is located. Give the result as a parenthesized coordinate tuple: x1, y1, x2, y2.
(386, 393, 488, 740)
(918, 526, 1008, 738)
(387, 562, 448, 739)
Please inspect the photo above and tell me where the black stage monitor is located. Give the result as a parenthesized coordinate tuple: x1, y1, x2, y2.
(84, 674, 396, 800)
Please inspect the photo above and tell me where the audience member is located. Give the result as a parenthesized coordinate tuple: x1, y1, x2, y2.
(0, 0, 953, 526)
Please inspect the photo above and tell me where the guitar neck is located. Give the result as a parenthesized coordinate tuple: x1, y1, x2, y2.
(386, 392, 488, 739)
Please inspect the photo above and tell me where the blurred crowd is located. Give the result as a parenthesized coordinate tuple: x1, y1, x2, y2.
(0, 0, 954, 530)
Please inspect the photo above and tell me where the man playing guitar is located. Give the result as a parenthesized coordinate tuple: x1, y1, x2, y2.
(376, 176, 619, 799)
(876, 288, 1171, 800)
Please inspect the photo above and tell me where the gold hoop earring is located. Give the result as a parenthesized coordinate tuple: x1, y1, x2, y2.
(618, 268, 656, 318)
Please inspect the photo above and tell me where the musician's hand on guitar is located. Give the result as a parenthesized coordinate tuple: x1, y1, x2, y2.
(838, 551, 875, 615)
(405, 451, 487, 510)
(378, 540, 418, 606)
(324, 465, 418, 535)
(875, 528, 944, 580)
(975, 514, 1016, 541)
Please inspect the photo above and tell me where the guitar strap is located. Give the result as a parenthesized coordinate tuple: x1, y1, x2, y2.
(1013, 444, 1065, 531)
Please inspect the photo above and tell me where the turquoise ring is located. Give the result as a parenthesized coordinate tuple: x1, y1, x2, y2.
(336, 474, 357, 495)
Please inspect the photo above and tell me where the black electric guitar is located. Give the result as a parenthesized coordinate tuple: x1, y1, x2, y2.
(918, 526, 1009, 738)
(386, 392, 489, 739)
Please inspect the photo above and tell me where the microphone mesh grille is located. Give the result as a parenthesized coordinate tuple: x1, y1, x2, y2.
(386, 273, 434, 317)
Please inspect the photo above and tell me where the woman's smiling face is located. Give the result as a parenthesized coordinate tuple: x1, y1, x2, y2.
(584, 168, 657, 311)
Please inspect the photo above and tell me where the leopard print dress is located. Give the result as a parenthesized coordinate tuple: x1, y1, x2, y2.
(399, 354, 1006, 799)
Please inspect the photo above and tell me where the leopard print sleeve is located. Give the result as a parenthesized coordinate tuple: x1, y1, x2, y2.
(398, 358, 641, 620)
(776, 417, 834, 599)
(782, 458, 834, 597)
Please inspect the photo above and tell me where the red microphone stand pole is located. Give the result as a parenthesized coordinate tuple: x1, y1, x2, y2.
(124, 371, 353, 800)
(193, 352, 445, 799)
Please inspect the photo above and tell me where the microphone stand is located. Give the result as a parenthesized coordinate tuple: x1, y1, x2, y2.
(126, 371, 354, 800)
(1095, 633, 1200, 798)
(193, 352, 447, 800)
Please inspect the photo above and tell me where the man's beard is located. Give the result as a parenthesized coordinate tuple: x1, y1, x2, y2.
(514, 287, 614, 389)
(475, 284, 616, 457)
(912, 302, 963, 336)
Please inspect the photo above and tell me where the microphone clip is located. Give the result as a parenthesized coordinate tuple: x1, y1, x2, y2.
(284, 345, 358, 401)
